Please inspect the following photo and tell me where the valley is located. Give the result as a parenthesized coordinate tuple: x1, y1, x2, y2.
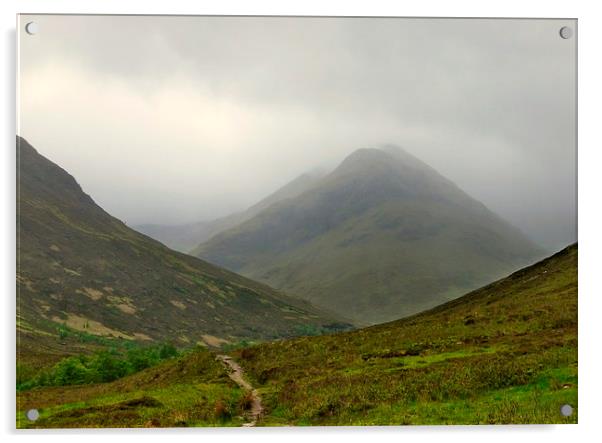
(15, 137, 576, 428)
(17, 244, 577, 427)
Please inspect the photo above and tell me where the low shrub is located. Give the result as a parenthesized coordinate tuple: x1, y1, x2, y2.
(17, 342, 180, 390)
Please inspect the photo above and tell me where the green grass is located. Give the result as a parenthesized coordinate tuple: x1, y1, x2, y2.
(17, 347, 247, 428)
(359, 364, 578, 425)
(18, 383, 245, 428)
(346, 381, 577, 426)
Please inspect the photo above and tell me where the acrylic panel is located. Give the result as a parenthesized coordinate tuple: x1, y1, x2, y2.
(16, 15, 577, 428)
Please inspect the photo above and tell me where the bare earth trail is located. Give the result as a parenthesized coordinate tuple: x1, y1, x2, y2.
(216, 354, 263, 427)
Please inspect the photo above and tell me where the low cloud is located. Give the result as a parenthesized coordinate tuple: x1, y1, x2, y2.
(18, 15, 576, 250)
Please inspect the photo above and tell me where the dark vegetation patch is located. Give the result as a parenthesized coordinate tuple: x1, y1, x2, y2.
(18, 342, 178, 391)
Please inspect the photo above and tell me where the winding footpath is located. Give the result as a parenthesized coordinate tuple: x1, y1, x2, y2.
(216, 354, 263, 427)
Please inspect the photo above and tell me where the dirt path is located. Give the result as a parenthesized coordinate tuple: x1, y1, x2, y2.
(216, 354, 263, 427)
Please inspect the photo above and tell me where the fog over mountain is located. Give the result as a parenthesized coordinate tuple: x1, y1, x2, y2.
(194, 145, 544, 323)
(18, 15, 576, 251)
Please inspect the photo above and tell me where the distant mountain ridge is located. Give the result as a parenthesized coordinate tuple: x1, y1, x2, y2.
(16, 137, 349, 362)
(195, 145, 545, 324)
(136, 171, 324, 253)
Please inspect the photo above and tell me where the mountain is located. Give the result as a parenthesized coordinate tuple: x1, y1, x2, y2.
(195, 145, 545, 324)
(16, 137, 350, 363)
(135, 171, 324, 253)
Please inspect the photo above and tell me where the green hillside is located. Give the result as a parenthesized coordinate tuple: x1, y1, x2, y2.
(234, 243, 577, 425)
(136, 171, 324, 253)
(16, 136, 350, 368)
(18, 245, 577, 427)
(196, 145, 545, 324)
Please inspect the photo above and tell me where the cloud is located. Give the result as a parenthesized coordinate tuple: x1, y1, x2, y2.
(18, 15, 576, 250)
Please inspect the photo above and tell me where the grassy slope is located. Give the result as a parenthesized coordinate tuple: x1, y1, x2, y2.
(234, 244, 577, 425)
(197, 146, 544, 324)
(17, 348, 247, 428)
(16, 137, 350, 368)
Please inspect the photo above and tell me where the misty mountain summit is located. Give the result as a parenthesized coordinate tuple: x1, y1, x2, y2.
(195, 145, 545, 324)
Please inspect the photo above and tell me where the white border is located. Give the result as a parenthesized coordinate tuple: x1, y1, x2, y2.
(2, 1, 601, 443)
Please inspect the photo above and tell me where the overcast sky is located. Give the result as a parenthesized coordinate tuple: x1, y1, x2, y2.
(18, 15, 576, 251)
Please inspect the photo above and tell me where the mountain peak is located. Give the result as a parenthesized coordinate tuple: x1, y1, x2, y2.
(196, 144, 543, 324)
(335, 145, 432, 176)
(333, 147, 397, 176)
(328, 145, 460, 205)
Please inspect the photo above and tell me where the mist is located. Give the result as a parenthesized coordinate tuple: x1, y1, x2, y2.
(18, 15, 576, 251)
